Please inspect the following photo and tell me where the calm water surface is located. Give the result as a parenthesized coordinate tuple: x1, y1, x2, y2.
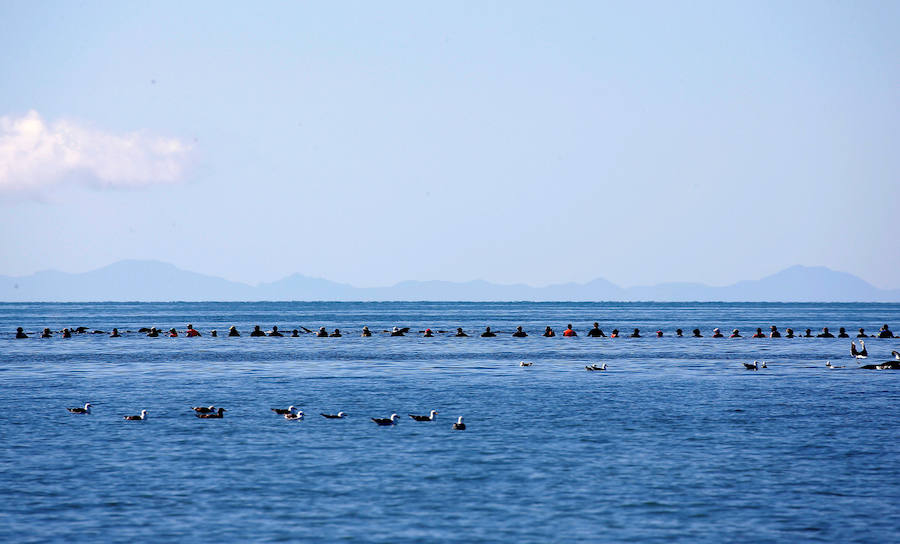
(1, 302, 899, 543)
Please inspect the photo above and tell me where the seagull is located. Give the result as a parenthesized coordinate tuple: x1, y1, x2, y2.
(284, 410, 304, 420)
(519, 361, 533, 367)
(743, 361, 760, 370)
(271, 405, 296, 415)
(585, 363, 607, 371)
(196, 408, 226, 418)
(67, 403, 92, 414)
(320, 412, 347, 419)
(409, 410, 438, 421)
(452, 416, 466, 430)
(371, 413, 399, 426)
(851, 340, 868, 361)
(191, 405, 216, 414)
(124, 410, 148, 421)
(825, 361, 845, 369)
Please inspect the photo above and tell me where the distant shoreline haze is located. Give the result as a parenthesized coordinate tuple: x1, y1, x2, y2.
(1, 260, 898, 303)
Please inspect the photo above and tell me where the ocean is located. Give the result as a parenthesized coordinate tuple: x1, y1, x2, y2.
(2, 302, 899, 543)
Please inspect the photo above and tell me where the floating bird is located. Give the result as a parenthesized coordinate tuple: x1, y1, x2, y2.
(452, 416, 466, 431)
(743, 361, 760, 370)
(519, 361, 533, 367)
(196, 408, 226, 418)
(321, 412, 347, 419)
(191, 405, 216, 414)
(825, 361, 845, 369)
(67, 403, 92, 414)
(124, 410, 148, 421)
(851, 340, 868, 361)
(409, 410, 438, 421)
(284, 410, 304, 420)
(371, 414, 399, 426)
(892, 351, 900, 361)
(586, 363, 607, 371)
(271, 405, 296, 415)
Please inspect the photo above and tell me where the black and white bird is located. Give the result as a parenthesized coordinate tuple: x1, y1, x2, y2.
(825, 361, 845, 369)
(743, 361, 761, 370)
(892, 351, 900, 361)
(409, 410, 438, 421)
(371, 414, 399, 426)
(271, 405, 296, 415)
(519, 361, 533, 367)
(191, 405, 216, 414)
(452, 416, 466, 431)
(124, 410, 148, 421)
(67, 403, 92, 414)
(851, 340, 868, 361)
(284, 410, 304, 420)
(320, 412, 347, 419)
(196, 407, 226, 418)
(586, 363, 607, 371)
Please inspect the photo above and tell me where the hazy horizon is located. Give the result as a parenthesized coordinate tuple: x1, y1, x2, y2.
(2, 2, 898, 290)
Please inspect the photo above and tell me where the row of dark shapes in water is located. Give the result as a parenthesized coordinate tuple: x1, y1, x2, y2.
(13, 323, 900, 339)
(64, 403, 466, 429)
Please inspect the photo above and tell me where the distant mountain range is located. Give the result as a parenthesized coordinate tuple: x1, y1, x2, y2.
(0, 260, 898, 302)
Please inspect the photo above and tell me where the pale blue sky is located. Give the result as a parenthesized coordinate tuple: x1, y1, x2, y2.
(1, 1, 898, 288)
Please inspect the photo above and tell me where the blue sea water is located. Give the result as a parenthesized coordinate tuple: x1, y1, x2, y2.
(1, 301, 900, 543)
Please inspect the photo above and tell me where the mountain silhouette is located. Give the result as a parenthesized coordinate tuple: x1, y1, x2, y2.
(0, 261, 897, 302)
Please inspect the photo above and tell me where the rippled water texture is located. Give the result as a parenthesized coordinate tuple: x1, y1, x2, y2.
(2, 302, 899, 543)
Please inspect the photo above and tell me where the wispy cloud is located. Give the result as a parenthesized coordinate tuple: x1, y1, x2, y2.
(0, 110, 191, 196)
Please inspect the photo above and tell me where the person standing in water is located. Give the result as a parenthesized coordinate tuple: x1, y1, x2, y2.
(587, 323, 605, 337)
(563, 324, 577, 337)
(542, 326, 556, 337)
(512, 326, 527, 337)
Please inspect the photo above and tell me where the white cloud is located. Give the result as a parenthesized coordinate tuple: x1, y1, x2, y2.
(0, 110, 191, 194)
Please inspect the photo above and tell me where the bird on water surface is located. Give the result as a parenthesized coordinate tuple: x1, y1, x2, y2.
(409, 410, 438, 421)
(196, 408, 226, 418)
(67, 403, 92, 414)
(372, 414, 399, 426)
(851, 341, 868, 361)
(452, 416, 466, 431)
(124, 410, 148, 421)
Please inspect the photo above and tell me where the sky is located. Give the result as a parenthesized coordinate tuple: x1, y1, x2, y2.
(1, 1, 898, 289)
